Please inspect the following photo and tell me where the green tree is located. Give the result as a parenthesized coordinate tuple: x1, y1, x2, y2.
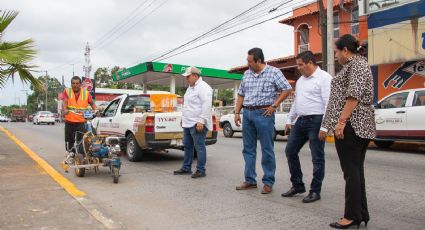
(94, 66, 136, 89)
(94, 67, 113, 87)
(26, 75, 62, 113)
(1, 104, 22, 116)
(216, 89, 234, 106)
(0, 10, 41, 90)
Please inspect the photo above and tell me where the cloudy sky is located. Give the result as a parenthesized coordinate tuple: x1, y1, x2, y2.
(1, 0, 308, 106)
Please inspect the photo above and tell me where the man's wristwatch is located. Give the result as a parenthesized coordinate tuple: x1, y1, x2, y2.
(271, 104, 278, 109)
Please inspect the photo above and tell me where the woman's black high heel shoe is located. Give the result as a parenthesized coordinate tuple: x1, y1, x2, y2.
(330, 220, 360, 229)
(362, 220, 369, 227)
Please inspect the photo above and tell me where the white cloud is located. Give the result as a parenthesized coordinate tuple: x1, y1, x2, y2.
(1, 0, 300, 105)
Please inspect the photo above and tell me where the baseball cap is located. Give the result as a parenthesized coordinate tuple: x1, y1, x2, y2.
(182, 66, 201, 77)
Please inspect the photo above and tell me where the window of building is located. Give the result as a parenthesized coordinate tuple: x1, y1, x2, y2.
(333, 12, 339, 38)
(351, 7, 359, 35)
(298, 25, 309, 53)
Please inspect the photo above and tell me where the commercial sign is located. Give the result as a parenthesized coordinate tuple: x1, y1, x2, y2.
(367, 1, 425, 65)
(377, 60, 425, 100)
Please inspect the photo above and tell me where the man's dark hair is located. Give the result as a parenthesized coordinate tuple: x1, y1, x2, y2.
(296, 51, 317, 65)
(71, 76, 82, 83)
(335, 34, 360, 54)
(248, 47, 265, 63)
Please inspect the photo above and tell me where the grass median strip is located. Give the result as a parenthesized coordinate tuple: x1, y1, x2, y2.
(0, 125, 86, 197)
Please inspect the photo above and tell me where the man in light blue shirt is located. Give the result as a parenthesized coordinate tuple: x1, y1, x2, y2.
(234, 48, 292, 194)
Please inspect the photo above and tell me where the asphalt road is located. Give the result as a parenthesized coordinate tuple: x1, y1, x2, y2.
(2, 122, 425, 230)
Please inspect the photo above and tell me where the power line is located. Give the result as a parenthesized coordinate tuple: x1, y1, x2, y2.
(205, 0, 296, 39)
(156, 5, 299, 61)
(139, 0, 288, 63)
(92, 0, 158, 50)
(93, 0, 169, 52)
(47, 0, 160, 72)
(126, 1, 285, 66)
(151, 0, 271, 61)
(152, 0, 311, 62)
(91, 0, 152, 49)
(148, 0, 300, 62)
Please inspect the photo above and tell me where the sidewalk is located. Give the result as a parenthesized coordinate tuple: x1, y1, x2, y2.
(0, 130, 105, 229)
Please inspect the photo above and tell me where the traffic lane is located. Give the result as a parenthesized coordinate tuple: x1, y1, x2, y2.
(208, 134, 425, 229)
(2, 122, 425, 229)
(2, 123, 338, 229)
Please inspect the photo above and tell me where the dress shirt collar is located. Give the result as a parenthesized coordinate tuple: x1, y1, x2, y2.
(189, 77, 202, 89)
(302, 66, 321, 79)
(249, 65, 269, 77)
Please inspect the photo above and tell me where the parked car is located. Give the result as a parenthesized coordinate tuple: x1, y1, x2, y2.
(219, 109, 289, 140)
(92, 93, 218, 161)
(374, 88, 425, 148)
(0, 114, 9, 122)
(33, 111, 55, 125)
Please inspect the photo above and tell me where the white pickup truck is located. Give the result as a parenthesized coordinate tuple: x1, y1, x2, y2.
(219, 109, 289, 140)
(92, 93, 218, 161)
(374, 88, 425, 148)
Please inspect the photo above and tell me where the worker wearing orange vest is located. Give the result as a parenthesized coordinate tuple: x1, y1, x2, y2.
(62, 76, 96, 152)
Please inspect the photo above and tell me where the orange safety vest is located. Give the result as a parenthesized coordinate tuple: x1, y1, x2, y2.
(65, 88, 89, 123)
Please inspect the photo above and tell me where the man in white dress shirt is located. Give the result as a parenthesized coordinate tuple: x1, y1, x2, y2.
(281, 51, 332, 203)
(174, 66, 213, 178)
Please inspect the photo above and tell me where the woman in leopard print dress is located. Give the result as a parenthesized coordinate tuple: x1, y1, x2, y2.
(320, 34, 376, 229)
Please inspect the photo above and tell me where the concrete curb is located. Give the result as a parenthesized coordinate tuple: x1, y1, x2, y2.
(0, 125, 127, 230)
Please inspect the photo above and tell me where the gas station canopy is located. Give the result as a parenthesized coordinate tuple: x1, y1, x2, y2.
(113, 62, 243, 90)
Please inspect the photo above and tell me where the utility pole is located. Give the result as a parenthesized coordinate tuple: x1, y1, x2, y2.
(83, 42, 92, 80)
(21, 89, 29, 106)
(44, 71, 48, 111)
(318, 0, 327, 70)
(71, 64, 75, 77)
(327, 0, 335, 76)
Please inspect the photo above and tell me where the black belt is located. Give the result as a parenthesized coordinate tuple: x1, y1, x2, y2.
(298, 114, 323, 119)
(243, 105, 271, 111)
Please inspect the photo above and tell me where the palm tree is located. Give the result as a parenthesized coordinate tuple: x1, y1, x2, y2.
(0, 10, 41, 90)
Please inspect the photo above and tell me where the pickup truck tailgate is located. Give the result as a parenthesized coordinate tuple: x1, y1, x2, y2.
(154, 112, 183, 133)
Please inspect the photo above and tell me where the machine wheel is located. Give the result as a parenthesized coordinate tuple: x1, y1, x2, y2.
(374, 140, 394, 149)
(74, 154, 86, 177)
(126, 133, 143, 162)
(112, 167, 119, 184)
(223, 123, 234, 137)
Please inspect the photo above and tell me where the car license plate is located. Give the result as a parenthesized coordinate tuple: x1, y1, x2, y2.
(170, 139, 183, 146)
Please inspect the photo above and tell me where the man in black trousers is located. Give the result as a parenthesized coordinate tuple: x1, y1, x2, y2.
(281, 51, 331, 203)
